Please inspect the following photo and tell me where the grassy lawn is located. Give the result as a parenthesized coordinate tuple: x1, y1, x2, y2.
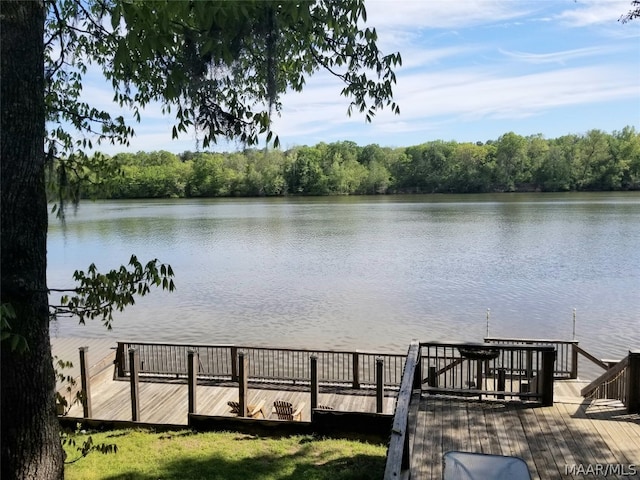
(63, 428, 386, 480)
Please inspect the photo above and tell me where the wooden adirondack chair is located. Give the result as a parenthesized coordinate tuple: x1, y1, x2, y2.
(273, 400, 305, 421)
(227, 400, 266, 418)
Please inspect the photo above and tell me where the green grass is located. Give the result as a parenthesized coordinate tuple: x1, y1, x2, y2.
(63, 428, 386, 480)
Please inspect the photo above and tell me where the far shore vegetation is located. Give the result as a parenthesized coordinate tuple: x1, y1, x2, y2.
(55, 126, 640, 201)
(63, 428, 385, 480)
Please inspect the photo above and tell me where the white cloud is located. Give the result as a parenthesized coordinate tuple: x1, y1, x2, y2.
(498, 46, 619, 65)
(554, 0, 633, 27)
(267, 60, 639, 144)
(364, 0, 535, 30)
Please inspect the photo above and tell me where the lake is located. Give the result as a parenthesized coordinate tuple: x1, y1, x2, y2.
(47, 192, 640, 362)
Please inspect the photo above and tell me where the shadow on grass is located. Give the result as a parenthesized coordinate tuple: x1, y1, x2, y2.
(102, 447, 384, 480)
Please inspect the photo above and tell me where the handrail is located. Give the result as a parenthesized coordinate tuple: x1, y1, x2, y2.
(485, 337, 578, 379)
(484, 337, 578, 345)
(573, 344, 611, 371)
(115, 341, 406, 387)
(580, 356, 629, 398)
(420, 341, 555, 405)
(383, 340, 420, 480)
(115, 339, 401, 356)
(426, 340, 551, 351)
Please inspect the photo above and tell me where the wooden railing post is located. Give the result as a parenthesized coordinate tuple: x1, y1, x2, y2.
(129, 348, 140, 421)
(238, 352, 248, 417)
(310, 355, 318, 411)
(413, 347, 422, 390)
(428, 366, 438, 388)
(79, 346, 92, 418)
(526, 344, 534, 379)
(231, 346, 239, 382)
(352, 352, 360, 389)
(115, 342, 125, 377)
(541, 348, 555, 406)
(376, 357, 384, 413)
(570, 342, 579, 379)
(627, 350, 640, 414)
(497, 368, 506, 400)
(187, 350, 198, 415)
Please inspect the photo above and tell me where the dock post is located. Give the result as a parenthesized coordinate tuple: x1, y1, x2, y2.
(428, 366, 438, 389)
(376, 357, 384, 413)
(238, 352, 248, 417)
(129, 348, 140, 421)
(526, 346, 534, 380)
(413, 345, 422, 390)
(79, 346, 92, 418)
(570, 341, 579, 379)
(352, 352, 360, 389)
(541, 348, 555, 406)
(476, 360, 483, 399)
(310, 355, 318, 411)
(627, 350, 640, 414)
(231, 346, 239, 382)
(497, 368, 506, 400)
(115, 342, 125, 377)
(187, 350, 198, 415)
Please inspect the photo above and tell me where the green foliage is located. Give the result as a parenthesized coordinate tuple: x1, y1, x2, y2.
(53, 356, 78, 415)
(61, 425, 118, 465)
(44, 0, 401, 205)
(84, 0, 400, 148)
(77, 127, 640, 199)
(50, 255, 176, 329)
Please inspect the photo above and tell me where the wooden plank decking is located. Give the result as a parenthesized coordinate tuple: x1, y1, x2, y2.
(63, 378, 398, 424)
(408, 394, 640, 480)
(51, 336, 117, 391)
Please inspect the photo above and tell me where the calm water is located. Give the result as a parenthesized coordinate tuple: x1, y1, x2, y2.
(48, 193, 640, 361)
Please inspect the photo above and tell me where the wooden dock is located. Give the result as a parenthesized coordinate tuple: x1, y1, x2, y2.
(53, 337, 640, 479)
(408, 394, 640, 479)
(52, 337, 397, 424)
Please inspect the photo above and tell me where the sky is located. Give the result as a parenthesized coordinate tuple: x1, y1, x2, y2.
(82, 0, 640, 154)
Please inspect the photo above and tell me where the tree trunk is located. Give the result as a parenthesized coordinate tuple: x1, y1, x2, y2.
(1, 2, 65, 479)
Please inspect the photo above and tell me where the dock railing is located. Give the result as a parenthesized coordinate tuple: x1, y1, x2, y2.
(484, 337, 578, 379)
(581, 351, 640, 414)
(484, 337, 633, 383)
(421, 341, 555, 405)
(115, 341, 406, 389)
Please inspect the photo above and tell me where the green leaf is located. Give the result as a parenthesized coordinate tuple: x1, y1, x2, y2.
(111, 4, 121, 30)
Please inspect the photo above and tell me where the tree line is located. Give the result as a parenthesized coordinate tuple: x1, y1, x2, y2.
(74, 127, 640, 199)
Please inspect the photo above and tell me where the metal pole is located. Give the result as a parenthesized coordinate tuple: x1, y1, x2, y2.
(572, 308, 576, 340)
(486, 308, 490, 338)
